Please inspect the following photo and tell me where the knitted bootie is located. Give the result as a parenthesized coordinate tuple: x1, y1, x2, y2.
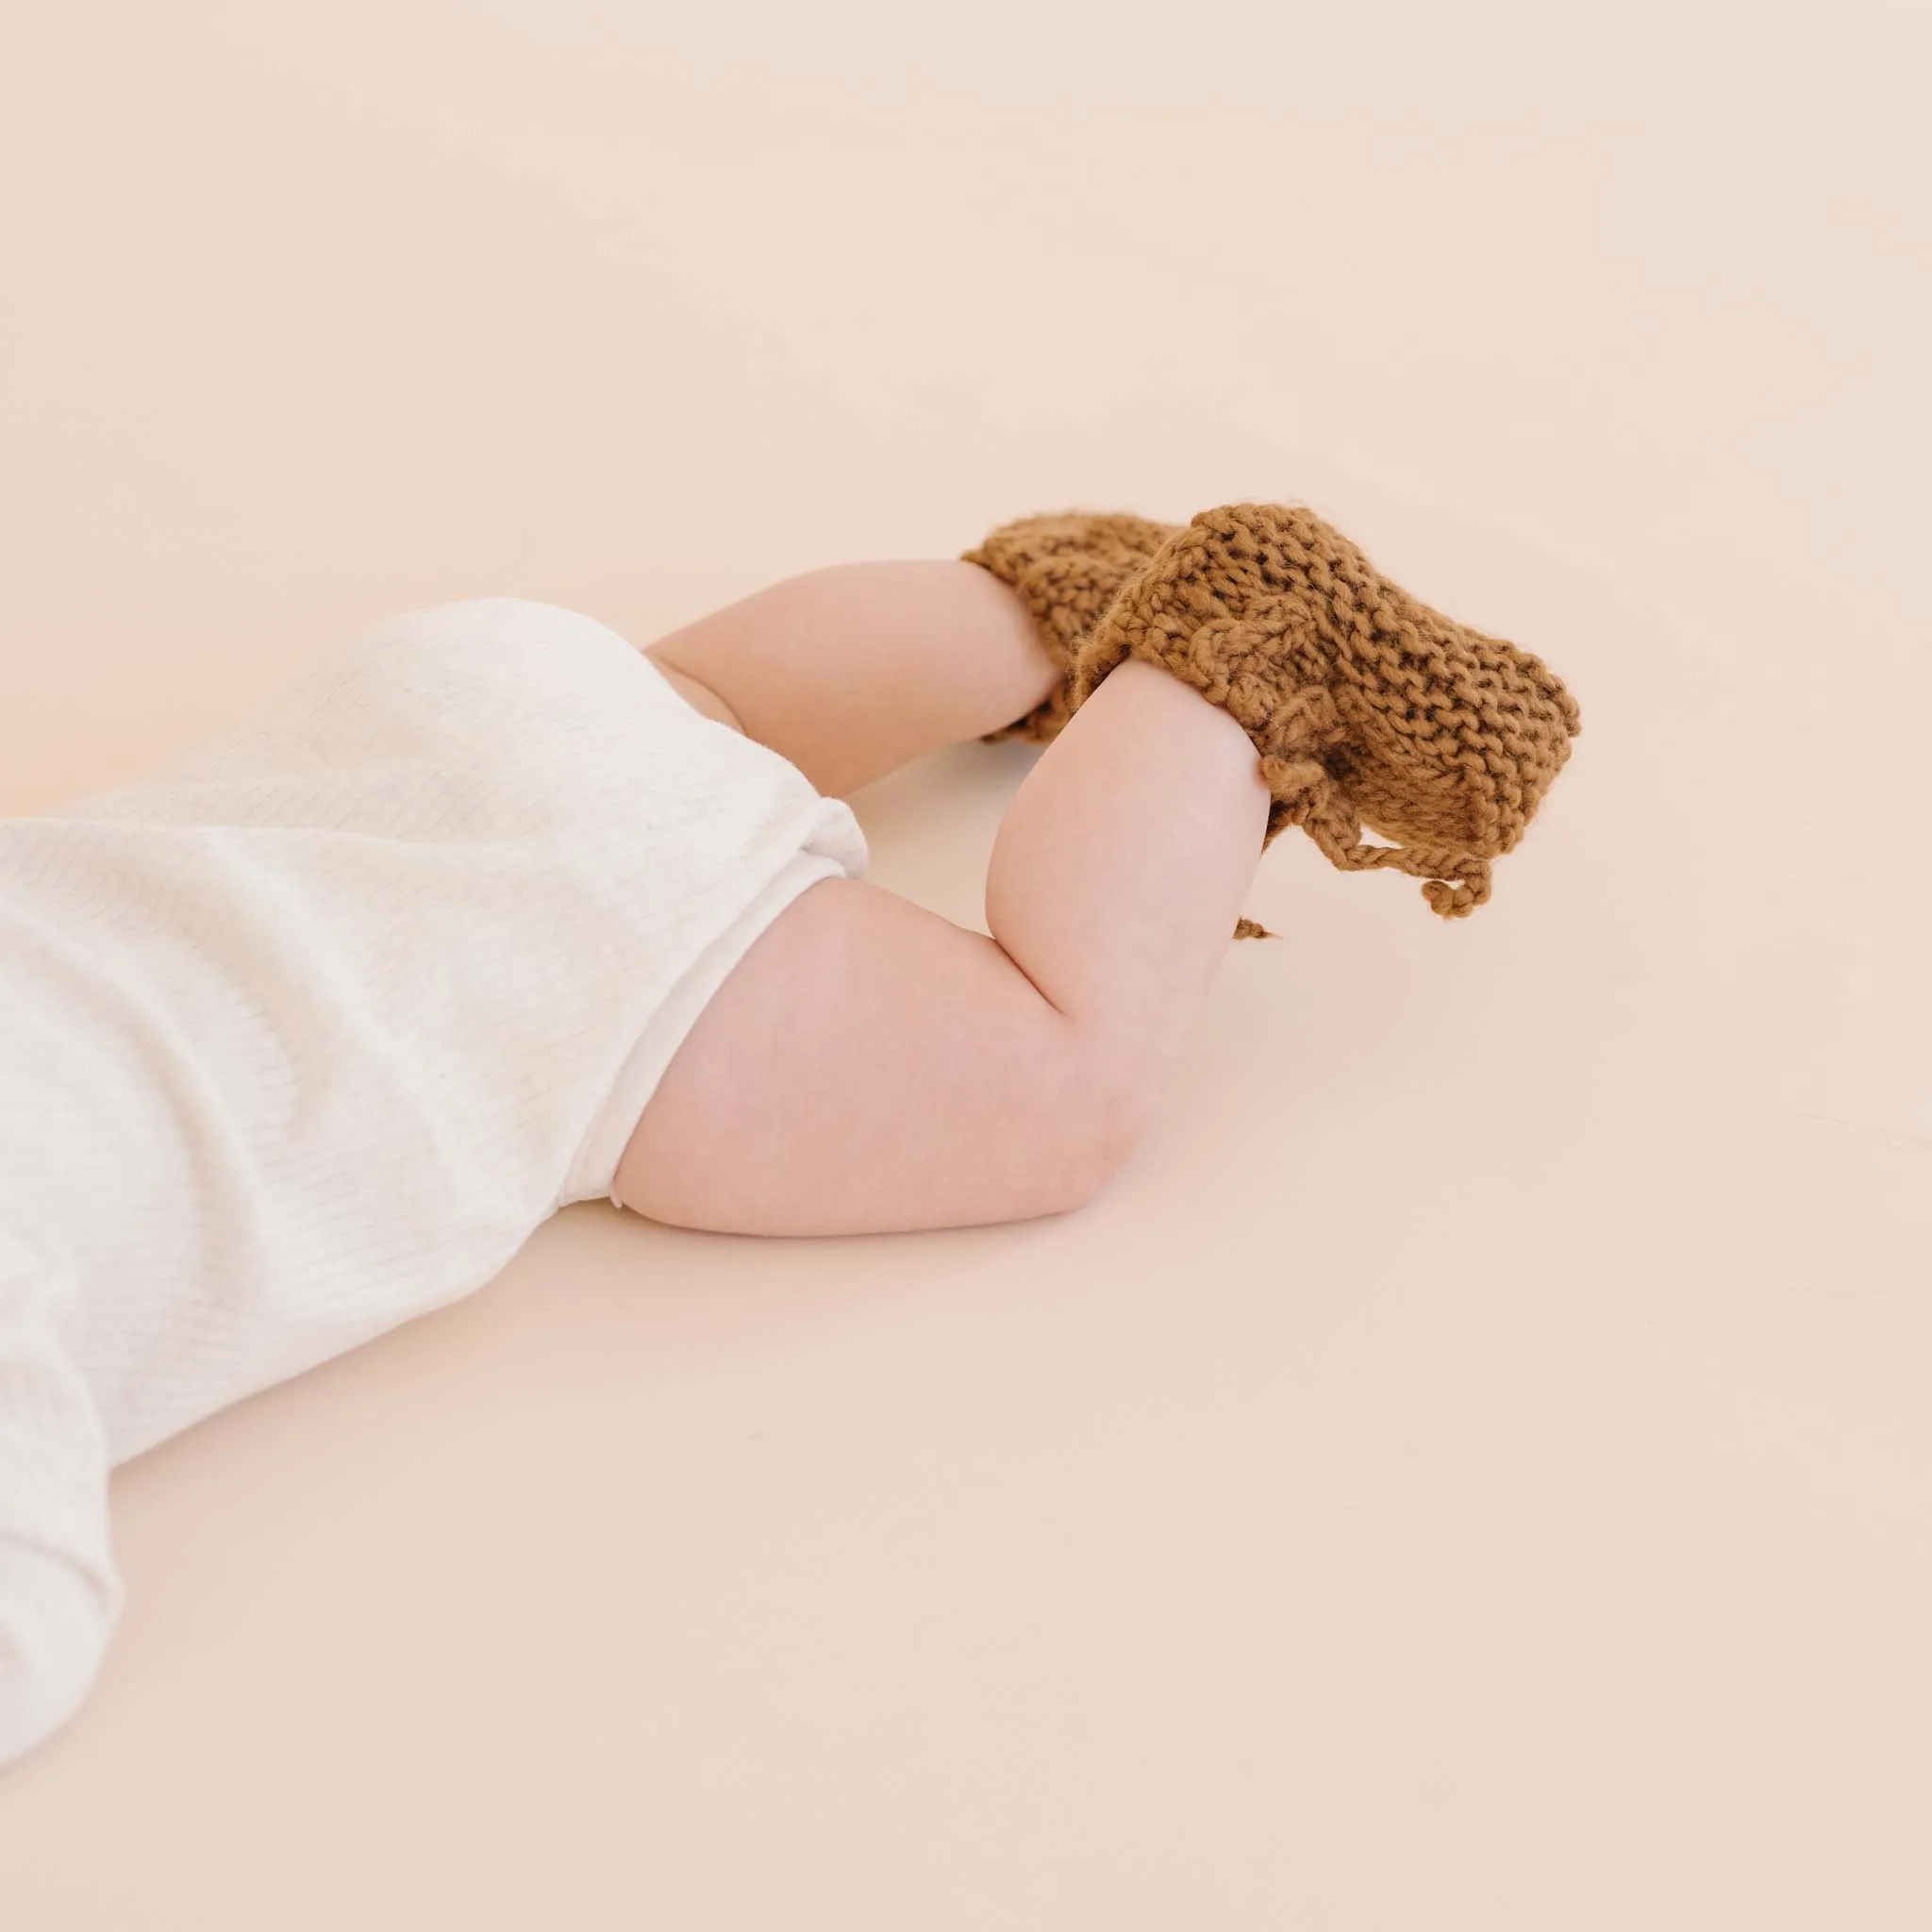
(1075, 502, 1581, 924)
(959, 510, 1182, 745)
(965, 502, 1581, 931)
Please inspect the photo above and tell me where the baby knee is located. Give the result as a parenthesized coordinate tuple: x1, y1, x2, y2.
(0, 1541, 117, 1769)
(1055, 1028, 1164, 1210)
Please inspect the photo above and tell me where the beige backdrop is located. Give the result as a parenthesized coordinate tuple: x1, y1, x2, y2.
(3, 2, 1929, 1925)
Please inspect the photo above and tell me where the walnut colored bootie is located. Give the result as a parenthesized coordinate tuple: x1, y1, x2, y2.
(959, 510, 1181, 745)
(963, 502, 1581, 929)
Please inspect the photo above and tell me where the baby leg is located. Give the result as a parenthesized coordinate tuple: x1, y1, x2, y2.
(614, 653, 1271, 1236)
(642, 559, 1064, 797)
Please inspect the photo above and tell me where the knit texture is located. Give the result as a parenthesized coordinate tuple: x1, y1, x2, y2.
(959, 511, 1182, 746)
(962, 502, 1581, 928)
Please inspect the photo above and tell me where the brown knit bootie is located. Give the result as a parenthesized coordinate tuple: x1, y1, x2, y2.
(958, 510, 1181, 745)
(965, 502, 1582, 929)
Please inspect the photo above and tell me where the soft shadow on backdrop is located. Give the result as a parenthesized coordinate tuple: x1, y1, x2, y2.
(2, 3, 1928, 1926)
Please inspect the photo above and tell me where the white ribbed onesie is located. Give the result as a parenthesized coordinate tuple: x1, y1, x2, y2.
(0, 597, 868, 1766)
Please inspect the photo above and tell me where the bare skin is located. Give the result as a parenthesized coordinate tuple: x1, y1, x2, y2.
(615, 560, 1271, 1238)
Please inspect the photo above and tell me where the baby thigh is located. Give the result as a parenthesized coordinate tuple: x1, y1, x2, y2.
(611, 876, 1144, 1240)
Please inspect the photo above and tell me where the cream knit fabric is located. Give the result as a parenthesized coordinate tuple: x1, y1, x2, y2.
(0, 597, 867, 1765)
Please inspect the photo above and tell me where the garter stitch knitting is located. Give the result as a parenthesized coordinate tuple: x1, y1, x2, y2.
(960, 510, 1182, 746)
(961, 502, 1581, 928)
